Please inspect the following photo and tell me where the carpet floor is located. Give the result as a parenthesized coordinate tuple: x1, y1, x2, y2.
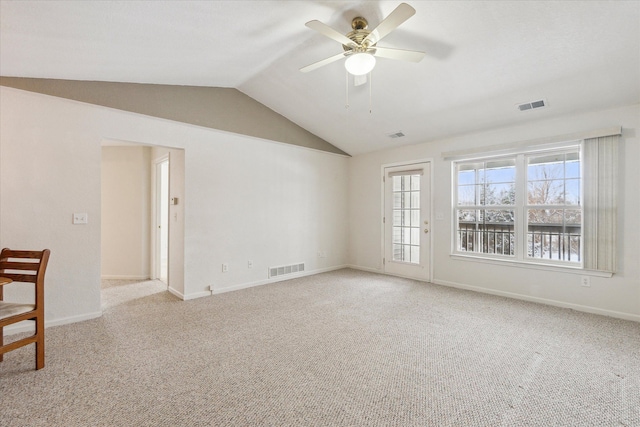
(1, 269, 639, 426)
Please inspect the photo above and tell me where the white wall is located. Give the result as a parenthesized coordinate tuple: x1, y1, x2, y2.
(168, 148, 185, 298)
(0, 86, 349, 328)
(101, 146, 152, 279)
(349, 104, 640, 321)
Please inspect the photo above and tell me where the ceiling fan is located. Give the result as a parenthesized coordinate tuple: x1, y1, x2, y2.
(300, 3, 425, 76)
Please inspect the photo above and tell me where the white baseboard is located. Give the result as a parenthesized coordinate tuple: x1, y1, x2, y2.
(183, 291, 212, 300)
(211, 265, 349, 296)
(3, 311, 103, 336)
(167, 286, 185, 300)
(101, 275, 150, 280)
(345, 264, 382, 274)
(166, 286, 210, 301)
(432, 278, 640, 323)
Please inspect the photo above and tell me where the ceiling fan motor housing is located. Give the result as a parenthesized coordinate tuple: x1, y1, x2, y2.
(343, 17, 375, 52)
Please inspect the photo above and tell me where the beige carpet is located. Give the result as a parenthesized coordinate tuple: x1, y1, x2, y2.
(1, 269, 638, 426)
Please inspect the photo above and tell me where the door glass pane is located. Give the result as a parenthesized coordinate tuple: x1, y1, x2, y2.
(411, 175, 420, 191)
(393, 192, 402, 209)
(411, 227, 420, 245)
(391, 173, 421, 264)
(393, 227, 402, 244)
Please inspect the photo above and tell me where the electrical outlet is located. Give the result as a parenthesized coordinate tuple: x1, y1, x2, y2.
(581, 276, 591, 287)
(222, 263, 228, 273)
(248, 260, 253, 269)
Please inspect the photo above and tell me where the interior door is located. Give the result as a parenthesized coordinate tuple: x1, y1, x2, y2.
(384, 162, 431, 281)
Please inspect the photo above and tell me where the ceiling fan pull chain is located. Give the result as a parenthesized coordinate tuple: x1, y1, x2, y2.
(345, 70, 350, 109)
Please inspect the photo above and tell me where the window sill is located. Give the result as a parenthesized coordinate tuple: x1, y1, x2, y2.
(450, 254, 613, 278)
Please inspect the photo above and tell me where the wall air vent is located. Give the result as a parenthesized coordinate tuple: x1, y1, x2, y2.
(387, 131, 405, 139)
(518, 99, 547, 111)
(269, 262, 305, 278)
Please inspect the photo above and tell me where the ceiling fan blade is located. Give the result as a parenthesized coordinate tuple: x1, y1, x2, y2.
(363, 3, 416, 46)
(300, 51, 347, 73)
(373, 46, 425, 63)
(305, 20, 357, 48)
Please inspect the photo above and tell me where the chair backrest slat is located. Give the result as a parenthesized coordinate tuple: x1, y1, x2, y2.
(1, 250, 46, 259)
(1, 261, 40, 271)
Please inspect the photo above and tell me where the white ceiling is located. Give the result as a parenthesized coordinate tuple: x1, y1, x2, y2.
(1, 1, 638, 156)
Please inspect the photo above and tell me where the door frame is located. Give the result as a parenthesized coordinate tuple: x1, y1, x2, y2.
(151, 154, 170, 283)
(380, 159, 434, 282)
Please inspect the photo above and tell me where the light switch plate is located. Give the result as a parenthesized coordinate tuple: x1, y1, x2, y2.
(73, 213, 88, 224)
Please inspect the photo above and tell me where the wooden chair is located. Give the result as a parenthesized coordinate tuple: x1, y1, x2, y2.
(0, 248, 50, 370)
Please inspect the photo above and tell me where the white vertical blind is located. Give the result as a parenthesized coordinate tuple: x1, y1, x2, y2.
(583, 135, 619, 272)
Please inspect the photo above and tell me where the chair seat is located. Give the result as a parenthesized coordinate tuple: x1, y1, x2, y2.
(0, 302, 36, 320)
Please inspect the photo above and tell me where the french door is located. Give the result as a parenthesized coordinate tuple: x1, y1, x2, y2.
(384, 162, 431, 281)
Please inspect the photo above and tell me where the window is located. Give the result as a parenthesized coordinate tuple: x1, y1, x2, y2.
(454, 146, 583, 267)
(448, 130, 619, 273)
(526, 151, 581, 262)
(457, 158, 516, 256)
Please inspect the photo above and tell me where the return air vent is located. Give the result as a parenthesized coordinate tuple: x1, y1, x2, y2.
(517, 99, 547, 111)
(387, 131, 405, 139)
(269, 262, 305, 278)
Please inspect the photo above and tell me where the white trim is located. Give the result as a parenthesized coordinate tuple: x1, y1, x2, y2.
(167, 286, 210, 300)
(345, 264, 382, 274)
(210, 265, 348, 295)
(183, 291, 212, 301)
(167, 286, 185, 300)
(449, 254, 612, 277)
(432, 278, 638, 322)
(442, 126, 622, 160)
(3, 311, 103, 336)
(101, 275, 150, 280)
(388, 168, 423, 177)
(152, 155, 170, 283)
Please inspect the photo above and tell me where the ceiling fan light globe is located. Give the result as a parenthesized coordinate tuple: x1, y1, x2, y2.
(345, 53, 376, 76)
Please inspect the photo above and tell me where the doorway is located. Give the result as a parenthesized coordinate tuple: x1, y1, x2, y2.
(155, 156, 170, 284)
(383, 162, 432, 281)
(101, 142, 185, 302)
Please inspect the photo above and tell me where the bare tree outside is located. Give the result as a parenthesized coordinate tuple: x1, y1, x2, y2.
(527, 150, 581, 262)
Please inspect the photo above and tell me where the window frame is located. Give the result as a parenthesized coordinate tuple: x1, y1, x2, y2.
(452, 142, 584, 269)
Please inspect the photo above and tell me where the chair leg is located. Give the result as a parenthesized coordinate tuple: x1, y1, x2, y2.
(35, 320, 44, 370)
(0, 326, 3, 362)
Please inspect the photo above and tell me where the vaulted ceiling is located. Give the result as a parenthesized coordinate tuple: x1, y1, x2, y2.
(1, 1, 638, 156)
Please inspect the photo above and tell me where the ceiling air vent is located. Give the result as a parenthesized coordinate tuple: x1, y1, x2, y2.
(518, 99, 547, 111)
(387, 131, 405, 139)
